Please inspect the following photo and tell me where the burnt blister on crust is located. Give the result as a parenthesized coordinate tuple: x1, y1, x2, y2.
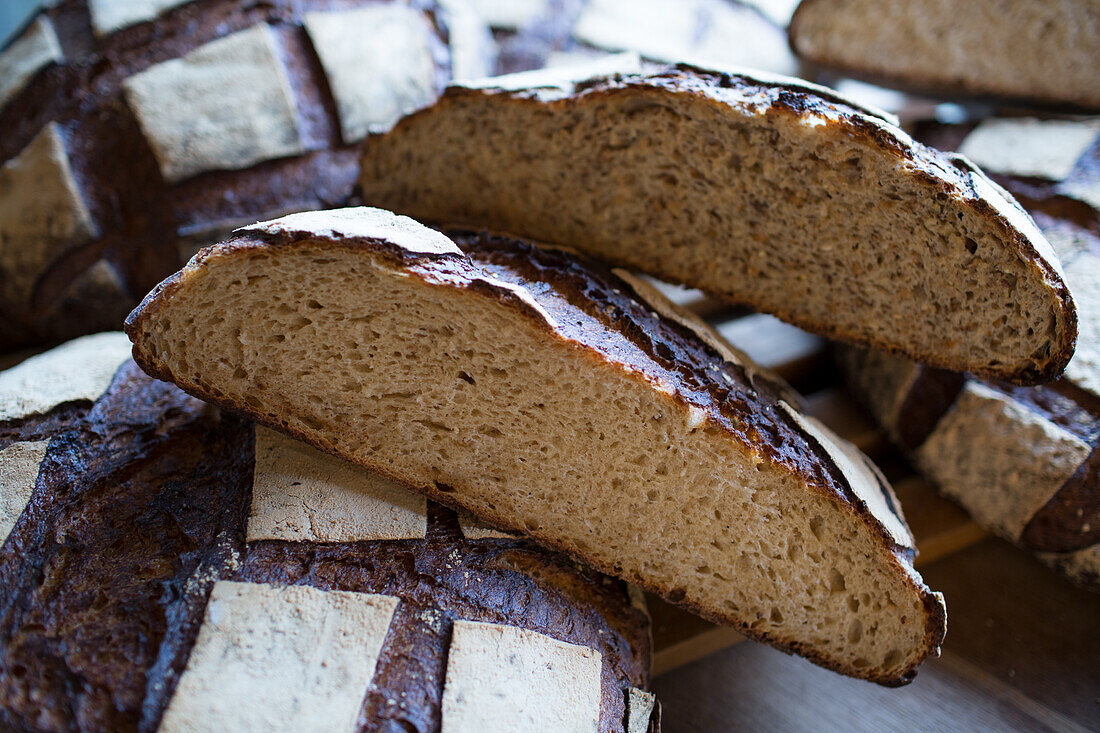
(0, 360, 651, 731)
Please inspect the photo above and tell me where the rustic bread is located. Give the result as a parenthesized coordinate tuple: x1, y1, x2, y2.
(789, 0, 1100, 111)
(126, 207, 946, 685)
(0, 336, 654, 732)
(838, 120, 1100, 589)
(0, 0, 491, 350)
(358, 64, 1075, 385)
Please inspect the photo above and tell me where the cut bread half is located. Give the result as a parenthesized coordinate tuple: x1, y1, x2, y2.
(358, 63, 1076, 385)
(790, 0, 1100, 111)
(126, 207, 945, 685)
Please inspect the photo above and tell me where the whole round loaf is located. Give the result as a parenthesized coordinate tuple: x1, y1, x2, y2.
(0, 334, 654, 732)
(0, 0, 491, 349)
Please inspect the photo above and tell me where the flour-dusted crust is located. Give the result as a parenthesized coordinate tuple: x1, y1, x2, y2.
(360, 64, 1076, 384)
(248, 427, 427, 543)
(0, 332, 130, 422)
(0, 123, 96, 309)
(441, 620, 603, 732)
(0, 352, 652, 730)
(238, 207, 462, 257)
(123, 24, 304, 184)
(957, 118, 1100, 182)
(917, 382, 1092, 541)
(625, 687, 657, 733)
(0, 16, 61, 107)
(0, 0, 489, 350)
(0, 441, 48, 543)
(87, 0, 193, 36)
(126, 208, 945, 684)
(159, 581, 400, 732)
(304, 6, 437, 142)
(1060, 253, 1100, 397)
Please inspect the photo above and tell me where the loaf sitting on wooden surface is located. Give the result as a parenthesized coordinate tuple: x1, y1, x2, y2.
(0, 333, 655, 732)
(789, 0, 1100, 110)
(126, 207, 946, 686)
(0, 0, 491, 350)
(357, 63, 1076, 385)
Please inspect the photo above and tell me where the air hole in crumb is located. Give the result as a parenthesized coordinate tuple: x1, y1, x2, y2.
(883, 649, 901, 668)
(829, 568, 846, 592)
(964, 237, 978, 255)
(848, 619, 863, 643)
(770, 607, 783, 624)
(809, 515, 825, 542)
(457, 371, 475, 385)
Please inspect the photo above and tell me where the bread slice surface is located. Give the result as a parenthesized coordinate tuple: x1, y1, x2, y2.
(358, 64, 1075, 385)
(790, 0, 1100, 110)
(126, 207, 945, 685)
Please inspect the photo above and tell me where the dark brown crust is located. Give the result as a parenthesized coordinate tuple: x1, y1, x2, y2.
(125, 222, 945, 685)
(789, 0, 1100, 112)
(362, 64, 1077, 385)
(0, 0, 474, 350)
(0, 361, 651, 732)
(1022, 445, 1100, 552)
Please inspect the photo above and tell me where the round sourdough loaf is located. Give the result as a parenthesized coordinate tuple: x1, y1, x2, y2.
(0, 0, 491, 349)
(0, 334, 654, 732)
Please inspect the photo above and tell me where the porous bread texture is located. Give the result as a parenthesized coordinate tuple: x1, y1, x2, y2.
(126, 211, 944, 685)
(790, 0, 1100, 110)
(358, 66, 1075, 384)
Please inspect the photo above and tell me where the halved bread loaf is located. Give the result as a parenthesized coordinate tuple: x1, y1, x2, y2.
(358, 64, 1076, 384)
(126, 207, 945, 685)
(790, 0, 1100, 110)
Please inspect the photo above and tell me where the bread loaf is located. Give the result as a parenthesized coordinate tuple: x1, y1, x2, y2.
(838, 117, 1100, 590)
(0, 0, 491, 350)
(357, 63, 1076, 385)
(0, 333, 654, 731)
(125, 207, 946, 685)
(789, 0, 1100, 110)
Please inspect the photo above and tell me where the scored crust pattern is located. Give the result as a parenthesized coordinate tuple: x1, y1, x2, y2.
(0, 0, 491, 349)
(0, 344, 653, 732)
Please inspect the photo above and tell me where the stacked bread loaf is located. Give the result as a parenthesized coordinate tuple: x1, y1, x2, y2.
(838, 118, 1100, 590)
(0, 0, 492, 350)
(2, 0, 1096, 727)
(0, 334, 656, 731)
